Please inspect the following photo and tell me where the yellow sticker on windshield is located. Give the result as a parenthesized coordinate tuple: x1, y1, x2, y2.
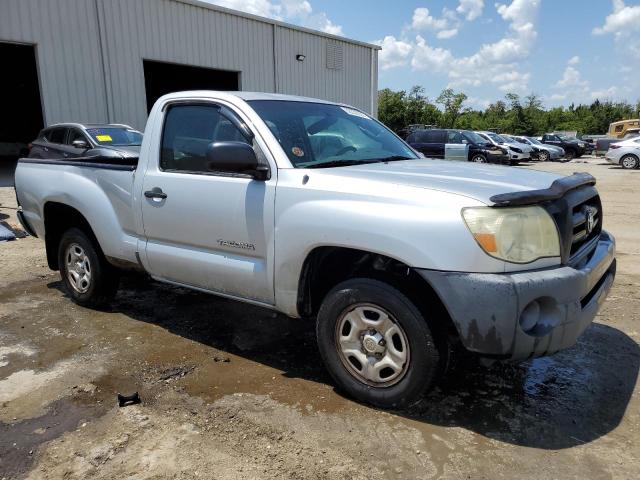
(96, 135, 112, 142)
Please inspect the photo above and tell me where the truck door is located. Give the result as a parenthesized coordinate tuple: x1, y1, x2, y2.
(444, 130, 469, 162)
(140, 103, 276, 304)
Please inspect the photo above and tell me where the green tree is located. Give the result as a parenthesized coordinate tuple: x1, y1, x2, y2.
(436, 88, 468, 128)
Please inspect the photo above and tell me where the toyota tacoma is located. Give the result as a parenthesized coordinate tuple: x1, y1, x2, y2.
(15, 91, 616, 408)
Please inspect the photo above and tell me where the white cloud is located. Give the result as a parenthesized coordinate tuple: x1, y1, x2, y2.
(412, 7, 449, 31)
(204, 0, 342, 35)
(407, 0, 540, 93)
(591, 86, 618, 99)
(466, 96, 491, 109)
(554, 65, 588, 89)
(437, 28, 459, 39)
(456, 0, 484, 21)
(568, 55, 580, 65)
(210, 0, 281, 18)
(281, 0, 312, 17)
(376, 36, 413, 70)
(548, 93, 567, 102)
(411, 35, 454, 71)
(594, 0, 640, 36)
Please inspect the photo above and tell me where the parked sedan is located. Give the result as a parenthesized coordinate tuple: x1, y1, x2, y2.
(28, 123, 142, 160)
(522, 136, 566, 162)
(606, 137, 640, 169)
(476, 131, 532, 164)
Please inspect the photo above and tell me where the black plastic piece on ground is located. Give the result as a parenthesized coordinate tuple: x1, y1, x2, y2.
(117, 392, 141, 407)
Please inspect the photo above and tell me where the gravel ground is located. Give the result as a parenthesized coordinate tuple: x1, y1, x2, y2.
(0, 157, 638, 479)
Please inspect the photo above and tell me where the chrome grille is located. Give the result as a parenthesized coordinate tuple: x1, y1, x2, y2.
(570, 196, 601, 258)
(542, 185, 601, 264)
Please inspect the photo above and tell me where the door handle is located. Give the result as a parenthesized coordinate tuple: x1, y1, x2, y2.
(144, 188, 167, 199)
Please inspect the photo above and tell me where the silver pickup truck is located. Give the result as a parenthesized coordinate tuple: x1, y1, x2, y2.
(15, 91, 616, 408)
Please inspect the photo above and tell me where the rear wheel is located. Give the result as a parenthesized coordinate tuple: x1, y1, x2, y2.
(58, 228, 119, 307)
(316, 278, 445, 409)
(470, 154, 487, 163)
(621, 154, 640, 170)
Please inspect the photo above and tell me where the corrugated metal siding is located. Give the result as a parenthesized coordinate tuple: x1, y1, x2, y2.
(0, 0, 108, 125)
(274, 26, 372, 112)
(0, 0, 377, 129)
(96, 0, 276, 129)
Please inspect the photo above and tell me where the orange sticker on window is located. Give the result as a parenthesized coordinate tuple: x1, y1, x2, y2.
(292, 147, 304, 157)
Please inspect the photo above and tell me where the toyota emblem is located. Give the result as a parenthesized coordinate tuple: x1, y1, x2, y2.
(583, 206, 597, 235)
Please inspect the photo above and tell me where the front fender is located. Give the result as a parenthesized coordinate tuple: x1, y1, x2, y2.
(272, 169, 503, 316)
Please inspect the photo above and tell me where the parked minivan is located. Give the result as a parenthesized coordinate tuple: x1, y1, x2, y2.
(405, 129, 510, 165)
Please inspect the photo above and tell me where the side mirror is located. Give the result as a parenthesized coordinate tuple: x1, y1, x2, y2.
(205, 141, 268, 180)
(72, 139, 89, 150)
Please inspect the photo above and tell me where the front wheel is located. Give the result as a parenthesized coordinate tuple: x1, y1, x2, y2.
(563, 150, 576, 161)
(58, 228, 119, 307)
(470, 154, 487, 163)
(316, 278, 444, 409)
(621, 154, 640, 169)
(538, 151, 550, 162)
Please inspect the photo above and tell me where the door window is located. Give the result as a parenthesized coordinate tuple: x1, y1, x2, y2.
(46, 128, 67, 144)
(160, 104, 249, 173)
(67, 129, 89, 145)
(446, 131, 462, 143)
(424, 130, 445, 143)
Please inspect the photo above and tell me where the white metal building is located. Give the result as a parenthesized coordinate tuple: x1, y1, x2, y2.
(0, 0, 379, 158)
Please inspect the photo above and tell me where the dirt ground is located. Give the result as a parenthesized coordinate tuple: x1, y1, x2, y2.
(0, 157, 638, 479)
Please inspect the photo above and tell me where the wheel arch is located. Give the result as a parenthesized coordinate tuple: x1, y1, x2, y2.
(296, 246, 459, 342)
(43, 202, 104, 270)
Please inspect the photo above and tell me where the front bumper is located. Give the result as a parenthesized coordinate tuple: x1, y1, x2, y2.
(605, 154, 618, 164)
(510, 152, 530, 160)
(418, 231, 616, 361)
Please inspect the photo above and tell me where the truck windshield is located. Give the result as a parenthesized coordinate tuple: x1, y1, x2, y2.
(248, 100, 417, 168)
(86, 127, 143, 146)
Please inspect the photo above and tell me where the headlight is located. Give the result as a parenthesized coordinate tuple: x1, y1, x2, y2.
(462, 206, 560, 263)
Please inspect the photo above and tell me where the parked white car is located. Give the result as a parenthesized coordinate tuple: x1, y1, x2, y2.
(477, 131, 532, 163)
(606, 138, 640, 169)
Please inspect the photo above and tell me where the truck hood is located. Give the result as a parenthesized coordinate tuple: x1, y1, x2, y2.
(320, 159, 562, 205)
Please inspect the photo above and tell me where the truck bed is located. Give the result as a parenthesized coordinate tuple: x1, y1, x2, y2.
(15, 156, 141, 266)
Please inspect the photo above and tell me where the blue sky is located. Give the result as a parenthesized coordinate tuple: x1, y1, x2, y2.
(207, 0, 640, 109)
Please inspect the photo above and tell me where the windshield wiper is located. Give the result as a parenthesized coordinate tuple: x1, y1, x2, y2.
(373, 155, 414, 163)
(304, 159, 379, 169)
(303, 156, 414, 169)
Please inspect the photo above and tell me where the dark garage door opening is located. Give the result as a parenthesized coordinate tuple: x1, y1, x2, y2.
(0, 42, 44, 175)
(143, 60, 240, 112)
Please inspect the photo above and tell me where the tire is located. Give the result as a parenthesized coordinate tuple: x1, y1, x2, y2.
(538, 151, 550, 162)
(58, 228, 119, 307)
(620, 154, 640, 170)
(470, 154, 486, 163)
(316, 278, 444, 409)
(563, 149, 576, 161)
